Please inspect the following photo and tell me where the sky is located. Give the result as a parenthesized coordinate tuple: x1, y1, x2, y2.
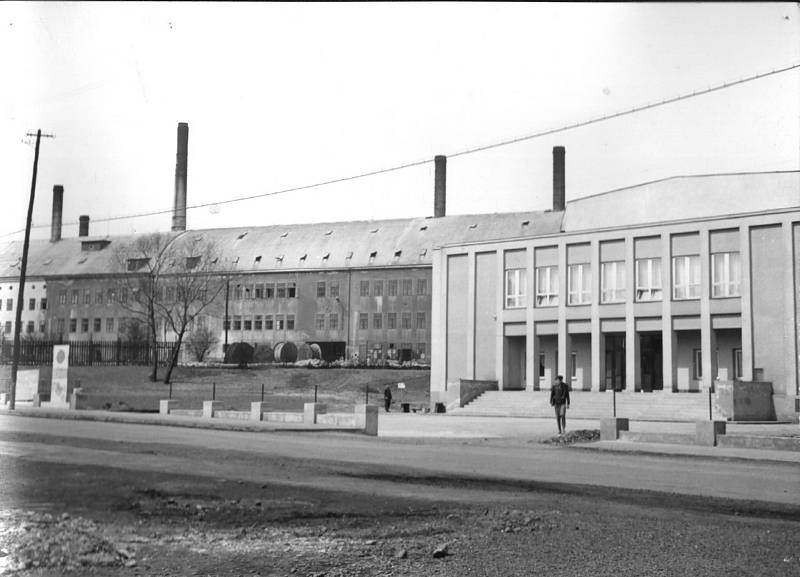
(1, 2, 798, 241)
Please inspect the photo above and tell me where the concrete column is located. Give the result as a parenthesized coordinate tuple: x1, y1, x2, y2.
(304, 402, 326, 425)
(250, 401, 265, 421)
(781, 219, 798, 397)
(202, 400, 222, 419)
(661, 232, 675, 391)
(699, 229, 714, 391)
(696, 420, 726, 447)
(495, 249, 505, 388)
(430, 248, 447, 402)
(466, 251, 476, 380)
(530, 328, 541, 391)
(589, 239, 600, 391)
(624, 236, 638, 391)
(557, 241, 569, 379)
(558, 327, 571, 383)
(159, 399, 177, 415)
(354, 403, 378, 435)
(739, 225, 754, 381)
(525, 252, 536, 391)
(592, 329, 605, 391)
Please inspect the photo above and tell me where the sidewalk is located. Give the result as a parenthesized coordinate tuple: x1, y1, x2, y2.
(2, 405, 798, 464)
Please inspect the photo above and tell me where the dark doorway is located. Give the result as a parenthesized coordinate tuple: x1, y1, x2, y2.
(604, 334, 626, 391)
(640, 333, 663, 391)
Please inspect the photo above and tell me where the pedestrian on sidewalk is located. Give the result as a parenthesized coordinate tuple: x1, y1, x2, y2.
(550, 375, 570, 434)
(383, 385, 392, 413)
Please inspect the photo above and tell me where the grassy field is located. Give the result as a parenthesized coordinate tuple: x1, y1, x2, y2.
(1, 365, 430, 413)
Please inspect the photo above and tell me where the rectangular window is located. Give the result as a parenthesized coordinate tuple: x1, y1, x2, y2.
(39, 321, 46, 334)
(26, 321, 34, 334)
(360, 280, 370, 297)
(28, 298, 36, 310)
(255, 283, 264, 299)
(329, 313, 338, 330)
(672, 255, 701, 300)
(733, 348, 743, 380)
(276, 316, 284, 330)
(373, 313, 382, 330)
(373, 280, 383, 297)
(4, 321, 11, 334)
(59, 290, 67, 305)
(359, 313, 368, 330)
(96, 289, 104, 305)
(254, 315, 263, 331)
(571, 352, 577, 380)
(416, 342, 426, 358)
(233, 316, 242, 331)
(388, 280, 398, 296)
(416, 279, 427, 296)
(244, 285, 254, 299)
(416, 312, 426, 330)
(287, 282, 296, 298)
(81, 318, 89, 333)
(264, 315, 273, 330)
(387, 312, 397, 329)
(57, 318, 65, 334)
(635, 258, 663, 301)
(244, 318, 252, 331)
(40, 298, 47, 310)
(233, 285, 243, 300)
(711, 252, 741, 298)
(316, 282, 326, 298)
(265, 284, 275, 299)
(5, 298, 11, 311)
(93, 318, 101, 332)
(286, 315, 295, 330)
(601, 261, 626, 303)
(693, 349, 703, 380)
(71, 290, 79, 304)
(401, 312, 412, 329)
(535, 266, 559, 307)
(106, 318, 115, 332)
(316, 313, 326, 330)
(165, 286, 175, 303)
(107, 288, 116, 303)
(120, 287, 127, 304)
(568, 264, 591, 305)
(84, 289, 91, 305)
(329, 281, 339, 298)
(505, 268, 526, 308)
(401, 279, 413, 296)
(277, 283, 286, 299)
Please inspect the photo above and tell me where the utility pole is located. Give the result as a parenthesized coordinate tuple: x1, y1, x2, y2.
(10, 129, 54, 410)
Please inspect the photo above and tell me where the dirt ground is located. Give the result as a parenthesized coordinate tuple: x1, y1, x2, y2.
(1, 431, 798, 577)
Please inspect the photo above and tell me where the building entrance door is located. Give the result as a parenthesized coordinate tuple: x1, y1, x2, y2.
(604, 334, 625, 391)
(640, 333, 663, 391)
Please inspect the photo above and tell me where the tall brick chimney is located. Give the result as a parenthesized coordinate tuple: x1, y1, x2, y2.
(172, 122, 189, 232)
(434, 155, 446, 218)
(78, 215, 89, 237)
(553, 146, 565, 212)
(50, 185, 63, 242)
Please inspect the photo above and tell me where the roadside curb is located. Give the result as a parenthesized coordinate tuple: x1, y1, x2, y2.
(568, 441, 800, 465)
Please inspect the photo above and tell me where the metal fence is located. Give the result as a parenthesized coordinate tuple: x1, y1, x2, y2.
(0, 339, 177, 367)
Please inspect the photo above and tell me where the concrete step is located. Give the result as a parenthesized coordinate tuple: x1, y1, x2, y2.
(619, 431, 696, 445)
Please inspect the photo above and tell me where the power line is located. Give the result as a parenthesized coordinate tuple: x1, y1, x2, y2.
(3, 61, 798, 240)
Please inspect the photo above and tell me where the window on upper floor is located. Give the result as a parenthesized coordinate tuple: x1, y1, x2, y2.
(329, 281, 339, 299)
(40, 298, 47, 310)
(387, 312, 397, 329)
(59, 291, 67, 305)
(416, 312, 426, 330)
(373, 280, 383, 297)
(93, 318, 101, 332)
(601, 261, 626, 304)
(672, 255, 701, 300)
(316, 282, 326, 298)
(329, 313, 338, 330)
(359, 313, 368, 330)
(316, 314, 326, 330)
(360, 280, 370, 297)
(287, 282, 297, 298)
(387, 280, 398, 297)
(505, 268, 526, 309)
(416, 279, 427, 296)
(635, 258, 663, 302)
(373, 313, 382, 330)
(401, 312, 412, 329)
(711, 252, 741, 298)
(568, 263, 591, 305)
(28, 298, 36, 311)
(71, 290, 79, 304)
(535, 266, 559, 307)
(401, 279, 413, 296)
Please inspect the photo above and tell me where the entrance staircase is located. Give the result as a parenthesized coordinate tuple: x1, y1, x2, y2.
(449, 390, 716, 422)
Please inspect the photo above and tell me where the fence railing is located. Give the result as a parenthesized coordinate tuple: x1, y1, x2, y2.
(0, 339, 177, 367)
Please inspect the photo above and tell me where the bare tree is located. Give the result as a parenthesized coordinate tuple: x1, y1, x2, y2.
(114, 232, 225, 383)
(187, 323, 218, 362)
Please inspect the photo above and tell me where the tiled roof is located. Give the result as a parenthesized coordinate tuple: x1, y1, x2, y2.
(0, 211, 563, 279)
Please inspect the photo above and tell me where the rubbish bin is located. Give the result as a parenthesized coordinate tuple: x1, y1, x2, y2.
(435, 402, 446, 413)
(401, 402, 410, 413)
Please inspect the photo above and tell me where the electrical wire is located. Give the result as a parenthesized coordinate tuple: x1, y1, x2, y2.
(3, 61, 798, 240)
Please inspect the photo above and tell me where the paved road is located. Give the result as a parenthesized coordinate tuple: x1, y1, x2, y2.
(1, 414, 797, 507)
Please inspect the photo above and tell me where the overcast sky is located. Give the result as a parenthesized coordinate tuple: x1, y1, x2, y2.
(1, 2, 798, 241)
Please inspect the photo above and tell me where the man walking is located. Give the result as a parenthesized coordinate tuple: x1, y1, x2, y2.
(550, 375, 570, 434)
(383, 385, 392, 413)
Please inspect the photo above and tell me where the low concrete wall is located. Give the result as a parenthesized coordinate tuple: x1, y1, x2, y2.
(695, 420, 726, 447)
(772, 394, 799, 424)
(714, 381, 776, 421)
(433, 379, 499, 413)
(262, 412, 304, 423)
(317, 413, 357, 427)
(214, 410, 251, 421)
(600, 417, 629, 441)
(169, 409, 204, 417)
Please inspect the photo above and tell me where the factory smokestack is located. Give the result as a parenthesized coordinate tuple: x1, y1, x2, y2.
(78, 215, 90, 237)
(552, 146, 565, 212)
(172, 122, 189, 232)
(50, 185, 63, 242)
(434, 155, 446, 218)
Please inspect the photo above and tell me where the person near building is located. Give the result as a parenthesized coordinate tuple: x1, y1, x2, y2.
(383, 385, 392, 412)
(550, 375, 571, 434)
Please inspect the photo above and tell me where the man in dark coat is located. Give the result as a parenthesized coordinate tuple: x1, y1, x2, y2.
(549, 375, 571, 434)
(383, 385, 392, 412)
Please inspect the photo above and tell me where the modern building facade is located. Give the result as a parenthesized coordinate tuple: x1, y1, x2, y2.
(431, 169, 800, 422)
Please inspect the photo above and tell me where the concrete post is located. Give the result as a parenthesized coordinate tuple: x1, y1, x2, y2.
(250, 401, 266, 421)
(304, 402, 326, 425)
(159, 399, 177, 415)
(696, 420, 726, 447)
(600, 417, 629, 441)
(354, 403, 379, 435)
(69, 388, 85, 410)
(202, 400, 222, 419)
